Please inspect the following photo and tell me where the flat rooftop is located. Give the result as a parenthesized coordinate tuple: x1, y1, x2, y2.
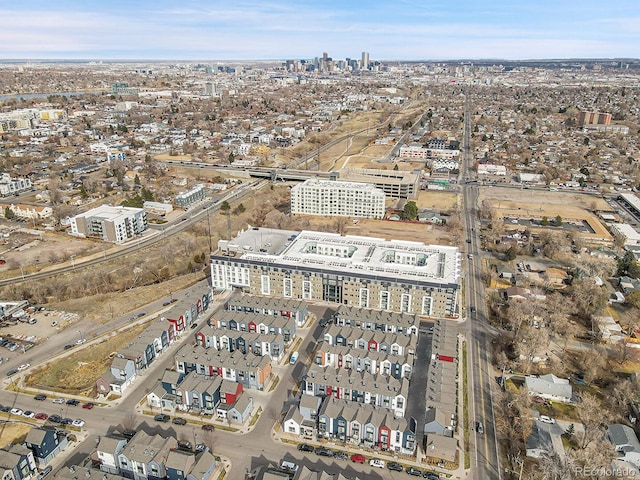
(217, 227, 460, 285)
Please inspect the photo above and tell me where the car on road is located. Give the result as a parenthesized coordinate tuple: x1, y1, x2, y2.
(34, 394, 47, 401)
(369, 459, 385, 468)
(10, 408, 23, 415)
(387, 462, 403, 472)
(22, 411, 35, 418)
(297, 444, 314, 452)
(539, 415, 556, 424)
(162, 301, 171, 306)
(35, 413, 48, 420)
(470, 306, 476, 313)
(6, 369, 18, 376)
(154, 414, 170, 422)
(50, 321, 58, 327)
(319, 317, 330, 327)
(172, 417, 187, 425)
(52, 398, 65, 404)
(82, 403, 94, 409)
(201, 424, 215, 431)
(475, 421, 484, 434)
(76, 338, 86, 345)
(66, 399, 80, 406)
(334, 452, 348, 460)
(350, 454, 365, 464)
(190, 323, 198, 329)
(423, 473, 440, 480)
(18, 363, 30, 371)
(315, 448, 333, 457)
(406, 467, 423, 477)
(72, 419, 85, 427)
(137, 312, 146, 318)
(48, 414, 62, 423)
(63, 345, 74, 350)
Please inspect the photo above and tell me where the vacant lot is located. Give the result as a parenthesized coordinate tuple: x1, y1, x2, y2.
(0, 422, 32, 448)
(25, 323, 148, 396)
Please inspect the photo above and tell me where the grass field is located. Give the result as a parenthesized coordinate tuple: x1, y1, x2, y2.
(25, 323, 148, 396)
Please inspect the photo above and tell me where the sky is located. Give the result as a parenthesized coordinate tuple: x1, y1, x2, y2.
(1, 0, 639, 61)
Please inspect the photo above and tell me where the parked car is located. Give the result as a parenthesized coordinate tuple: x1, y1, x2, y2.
(22, 411, 35, 418)
(539, 415, 556, 424)
(351, 454, 366, 464)
(10, 408, 23, 415)
(315, 448, 333, 457)
(406, 467, 423, 477)
(47, 414, 62, 423)
(172, 417, 187, 425)
(66, 399, 80, 406)
(37, 466, 52, 480)
(35, 413, 48, 420)
(387, 462, 403, 472)
(82, 403, 94, 409)
(297, 444, 314, 452)
(63, 345, 74, 350)
(423, 472, 440, 480)
(18, 363, 30, 371)
(61, 418, 73, 425)
(52, 398, 65, 404)
(475, 421, 484, 434)
(50, 321, 58, 327)
(201, 424, 215, 431)
(6, 369, 18, 376)
(72, 419, 85, 427)
(122, 430, 136, 439)
(195, 444, 209, 453)
(280, 461, 298, 473)
(177, 440, 192, 450)
(369, 459, 385, 468)
(34, 394, 47, 401)
(154, 414, 170, 422)
(334, 452, 348, 460)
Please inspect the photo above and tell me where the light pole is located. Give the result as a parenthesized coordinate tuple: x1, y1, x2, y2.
(70, 255, 76, 270)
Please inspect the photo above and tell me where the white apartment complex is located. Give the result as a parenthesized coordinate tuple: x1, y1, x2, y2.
(291, 179, 385, 219)
(70, 205, 148, 243)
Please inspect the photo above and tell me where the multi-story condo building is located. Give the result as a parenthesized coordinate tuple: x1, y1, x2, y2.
(0, 174, 32, 197)
(314, 341, 413, 379)
(70, 205, 148, 243)
(211, 228, 460, 318)
(332, 305, 419, 335)
(225, 294, 308, 327)
(174, 184, 206, 208)
(322, 326, 417, 357)
(291, 179, 385, 219)
(207, 309, 297, 341)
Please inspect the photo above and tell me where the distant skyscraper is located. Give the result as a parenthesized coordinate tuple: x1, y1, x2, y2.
(362, 52, 370, 70)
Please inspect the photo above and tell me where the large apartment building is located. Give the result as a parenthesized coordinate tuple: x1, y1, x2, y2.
(70, 205, 148, 243)
(291, 179, 385, 219)
(340, 168, 420, 199)
(211, 227, 460, 318)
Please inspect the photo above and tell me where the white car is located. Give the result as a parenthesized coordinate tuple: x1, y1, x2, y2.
(22, 411, 35, 418)
(539, 415, 556, 424)
(76, 339, 86, 345)
(71, 419, 85, 428)
(51, 321, 58, 327)
(52, 398, 65, 404)
(369, 459, 385, 468)
(10, 408, 23, 415)
(18, 363, 30, 371)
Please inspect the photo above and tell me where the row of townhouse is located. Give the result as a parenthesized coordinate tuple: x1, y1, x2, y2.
(302, 364, 408, 418)
(322, 325, 417, 357)
(313, 341, 413, 380)
(96, 431, 217, 480)
(0, 445, 37, 480)
(96, 289, 214, 395)
(422, 320, 460, 466)
(195, 329, 285, 362)
(175, 345, 272, 390)
(283, 396, 416, 455)
(147, 370, 253, 422)
(22, 428, 68, 467)
(225, 293, 308, 327)
(206, 309, 296, 342)
(332, 305, 419, 335)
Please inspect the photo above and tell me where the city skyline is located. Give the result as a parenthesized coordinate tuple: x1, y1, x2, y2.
(1, 0, 639, 61)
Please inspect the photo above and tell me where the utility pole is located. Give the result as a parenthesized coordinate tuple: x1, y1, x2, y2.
(206, 209, 213, 253)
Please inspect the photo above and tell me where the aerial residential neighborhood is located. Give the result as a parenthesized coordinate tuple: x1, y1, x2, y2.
(1, 7, 640, 479)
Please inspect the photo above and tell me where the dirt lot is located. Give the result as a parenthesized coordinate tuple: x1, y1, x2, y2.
(415, 191, 459, 210)
(0, 422, 32, 448)
(478, 187, 610, 211)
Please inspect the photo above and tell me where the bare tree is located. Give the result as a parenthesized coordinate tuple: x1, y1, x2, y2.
(122, 413, 137, 432)
(575, 393, 610, 450)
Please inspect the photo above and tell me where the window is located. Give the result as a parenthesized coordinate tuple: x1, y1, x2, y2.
(401, 293, 411, 313)
(379, 291, 390, 310)
(303, 281, 312, 299)
(421, 296, 433, 316)
(261, 275, 270, 295)
(283, 278, 292, 297)
(359, 288, 369, 308)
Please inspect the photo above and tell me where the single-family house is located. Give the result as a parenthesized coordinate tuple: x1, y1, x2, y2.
(0, 445, 37, 480)
(96, 436, 128, 475)
(525, 374, 573, 403)
(24, 428, 68, 466)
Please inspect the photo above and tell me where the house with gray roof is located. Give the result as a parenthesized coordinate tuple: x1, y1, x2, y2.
(525, 374, 573, 403)
(0, 445, 36, 480)
(24, 428, 68, 466)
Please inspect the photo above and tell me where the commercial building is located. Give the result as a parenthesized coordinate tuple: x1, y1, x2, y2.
(211, 227, 460, 318)
(70, 205, 148, 243)
(291, 179, 385, 219)
(340, 168, 420, 199)
(577, 111, 612, 126)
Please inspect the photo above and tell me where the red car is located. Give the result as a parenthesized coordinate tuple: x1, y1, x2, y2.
(351, 454, 365, 464)
(34, 413, 48, 420)
(82, 403, 94, 409)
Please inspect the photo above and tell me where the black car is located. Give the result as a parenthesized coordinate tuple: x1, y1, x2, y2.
(154, 414, 170, 422)
(319, 317, 330, 327)
(387, 462, 403, 472)
(423, 473, 440, 480)
(177, 440, 192, 450)
(315, 448, 333, 457)
(48, 414, 62, 423)
(6, 369, 18, 376)
(162, 301, 171, 306)
(0, 406, 11, 413)
(63, 344, 74, 350)
(122, 430, 136, 439)
(470, 306, 476, 313)
(66, 399, 80, 406)
(297, 444, 314, 452)
(172, 417, 187, 425)
(61, 417, 73, 425)
(406, 467, 422, 477)
(34, 394, 47, 401)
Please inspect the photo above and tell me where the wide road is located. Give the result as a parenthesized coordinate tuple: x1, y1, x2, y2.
(460, 89, 502, 480)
